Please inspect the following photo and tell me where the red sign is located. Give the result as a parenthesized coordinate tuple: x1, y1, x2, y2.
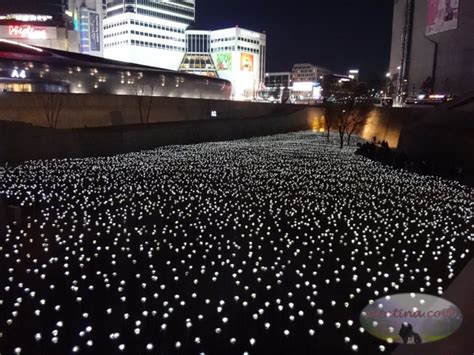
(8, 25, 47, 39)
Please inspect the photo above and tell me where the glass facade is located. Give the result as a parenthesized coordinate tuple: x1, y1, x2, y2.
(186, 33, 210, 53)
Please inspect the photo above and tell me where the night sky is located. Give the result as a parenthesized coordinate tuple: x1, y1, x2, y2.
(196, 0, 394, 82)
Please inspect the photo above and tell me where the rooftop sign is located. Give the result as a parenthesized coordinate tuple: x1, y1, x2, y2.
(0, 14, 53, 22)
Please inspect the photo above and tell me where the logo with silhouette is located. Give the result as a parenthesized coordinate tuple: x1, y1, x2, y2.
(360, 293, 463, 344)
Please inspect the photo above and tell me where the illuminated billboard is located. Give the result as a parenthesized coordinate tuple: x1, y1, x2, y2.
(312, 85, 322, 100)
(216, 53, 232, 71)
(240, 53, 254, 72)
(293, 81, 314, 92)
(426, 0, 460, 35)
(89, 13, 100, 52)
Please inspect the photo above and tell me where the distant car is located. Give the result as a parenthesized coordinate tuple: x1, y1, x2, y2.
(404, 94, 451, 107)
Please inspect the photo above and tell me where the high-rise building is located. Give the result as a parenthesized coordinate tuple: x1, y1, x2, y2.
(103, 0, 195, 70)
(210, 27, 266, 100)
(389, 0, 474, 99)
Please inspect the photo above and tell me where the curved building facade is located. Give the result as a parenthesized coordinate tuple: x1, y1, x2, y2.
(0, 39, 232, 100)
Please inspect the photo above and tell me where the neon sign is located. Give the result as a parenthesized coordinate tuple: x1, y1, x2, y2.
(240, 29, 261, 39)
(8, 25, 47, 39)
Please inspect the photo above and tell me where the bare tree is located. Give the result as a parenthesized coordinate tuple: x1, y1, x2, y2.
(345, 107, 369, 146)
(336, 108, 351, 149)
(333, 105, 371, 149)
(136, 76, 159, 124)
(41, 92, 63, 128)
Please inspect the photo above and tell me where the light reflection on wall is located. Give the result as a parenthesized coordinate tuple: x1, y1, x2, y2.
(359, 109, 401, 148)
(315, 108, 408, 149)
(312, 115, 325, 132)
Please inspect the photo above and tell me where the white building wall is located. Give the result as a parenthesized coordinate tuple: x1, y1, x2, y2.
(103, 0, 193, 70)
(210, 27, 266, 101)
(103, 12, 186, 70)
(292, 63, 331, 82)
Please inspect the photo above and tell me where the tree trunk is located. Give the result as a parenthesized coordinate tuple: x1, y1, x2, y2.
(138, 97, 144, 124)
(339, 132, 344, 149)
(146, 97, 153, 124)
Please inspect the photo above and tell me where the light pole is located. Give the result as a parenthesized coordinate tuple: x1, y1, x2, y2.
(425, 36, 439, 94)
(385, 72, 391, 97)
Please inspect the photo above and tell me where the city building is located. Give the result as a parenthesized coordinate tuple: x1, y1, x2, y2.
(177, 26, 267, 101)
(291, 63, 332, 83)
(210, 27, 266, 100)
(103, 5, 266, 101)
(262, 66, 361, 104)
(389, 0, 474, 100)
(347, 69, 360, 82)
(259, 72, 292, 103)
(289, 64, 330, 103)
(0, 1, 80, 52)
(0, 0, 104, 56)
(264, 72, 292, 89)
(103, 0, 195, 70)
(321, 74, 357, 103)
(3, 1, 266, 101)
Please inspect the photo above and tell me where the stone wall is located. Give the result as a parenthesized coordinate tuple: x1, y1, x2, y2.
(0, 109, 316, 162)
(397, 109, 474, 183)
(315, 106, 429, 148)
(0, 92, 302, 129)
(0, 92, 435, 163)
